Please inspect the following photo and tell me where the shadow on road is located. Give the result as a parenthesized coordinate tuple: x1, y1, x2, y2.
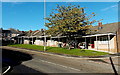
(2, 48, 48, 75)
(89, 59, 109, 64)
(2, 48, 33, 67)
(6, 64, 48, 75)
(2, 48, 33, 66)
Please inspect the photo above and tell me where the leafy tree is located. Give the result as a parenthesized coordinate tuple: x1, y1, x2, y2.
(45, 4, 96, 49)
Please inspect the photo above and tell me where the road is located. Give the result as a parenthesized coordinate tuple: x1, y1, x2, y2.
(2, 46, 119, 75)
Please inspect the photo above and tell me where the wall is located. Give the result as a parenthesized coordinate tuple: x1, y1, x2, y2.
(94, 36, 117, 53)
(34, 40, 44, 46)
(34, 40, 59, 47)
(23, 39, 60, 47)
(47, 40, 58, 47)
(117, 28, 120, 52)
(24, 40, 30, 44)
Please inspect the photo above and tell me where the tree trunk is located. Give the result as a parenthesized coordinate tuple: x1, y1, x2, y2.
(67, 34, 74, 50)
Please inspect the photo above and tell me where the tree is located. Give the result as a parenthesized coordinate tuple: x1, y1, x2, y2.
(45, 4, 96, 49)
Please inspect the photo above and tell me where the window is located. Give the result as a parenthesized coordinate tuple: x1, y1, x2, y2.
(103, 36, 108, 41)
(98, 36, 108, 41)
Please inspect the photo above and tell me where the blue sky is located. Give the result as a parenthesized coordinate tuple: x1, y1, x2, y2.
(2, 0, 120, 2)
(2, 2, 118, 31)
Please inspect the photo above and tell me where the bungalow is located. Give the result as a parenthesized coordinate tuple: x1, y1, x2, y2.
(44, 22, 120, 54)
(81, 22, 120, 53)
(16, 22, 120, 53)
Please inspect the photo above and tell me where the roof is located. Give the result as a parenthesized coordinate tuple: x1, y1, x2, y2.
(9, 28, 21, 34)
(83, 33, 116, 37)
(25, 30, 44, 36)
(89, 22, 119, 34)
(20, 22, 119, 37)
(2, 30, 11, 33)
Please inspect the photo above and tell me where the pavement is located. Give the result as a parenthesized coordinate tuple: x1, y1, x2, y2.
(1, 46, 120, 74)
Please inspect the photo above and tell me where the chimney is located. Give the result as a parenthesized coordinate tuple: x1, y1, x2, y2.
(98, 22, 102, 29)
(29, 30, 32, 33)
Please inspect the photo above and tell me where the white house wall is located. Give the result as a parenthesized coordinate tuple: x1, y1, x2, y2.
(34, 40, 59, 47)
(47, 40, 58, 47)
(11, 34, 19, 37)
(24, 40, 30, 44)
(34, 40, 44, 46)
(94, 36, 117, 53)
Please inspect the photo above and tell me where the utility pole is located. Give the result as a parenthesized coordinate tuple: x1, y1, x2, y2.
(43, 0, 46, 51)
(44, 30, 46, 51)
(41, 29, 46, 51)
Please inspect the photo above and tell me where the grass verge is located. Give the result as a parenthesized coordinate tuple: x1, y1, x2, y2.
(8, 44, 109, 56)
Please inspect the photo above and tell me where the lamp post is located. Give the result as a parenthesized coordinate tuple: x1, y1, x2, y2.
(42, 0, 46, 51)
(41, 29, 46, 51)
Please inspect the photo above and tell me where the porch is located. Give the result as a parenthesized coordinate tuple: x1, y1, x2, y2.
(82, 33, 117, 53)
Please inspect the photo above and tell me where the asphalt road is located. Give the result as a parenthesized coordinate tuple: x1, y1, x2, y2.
(2, 47, 119, 75)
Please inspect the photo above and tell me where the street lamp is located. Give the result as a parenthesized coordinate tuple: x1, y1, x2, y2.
(41, 29, 46, 51)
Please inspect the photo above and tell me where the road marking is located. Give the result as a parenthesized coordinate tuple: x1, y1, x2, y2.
(40, 59, 81, 72)
(2, 66, 11, 74)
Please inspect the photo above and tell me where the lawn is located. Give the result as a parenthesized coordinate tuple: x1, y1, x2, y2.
(8, 44, 109, 56)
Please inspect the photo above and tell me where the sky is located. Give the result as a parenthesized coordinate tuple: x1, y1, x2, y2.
(1, 1, 119, 31)
(1, 0, 120, 2)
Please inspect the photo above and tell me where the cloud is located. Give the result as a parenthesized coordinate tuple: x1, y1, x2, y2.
(101, 4, 118, 11)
